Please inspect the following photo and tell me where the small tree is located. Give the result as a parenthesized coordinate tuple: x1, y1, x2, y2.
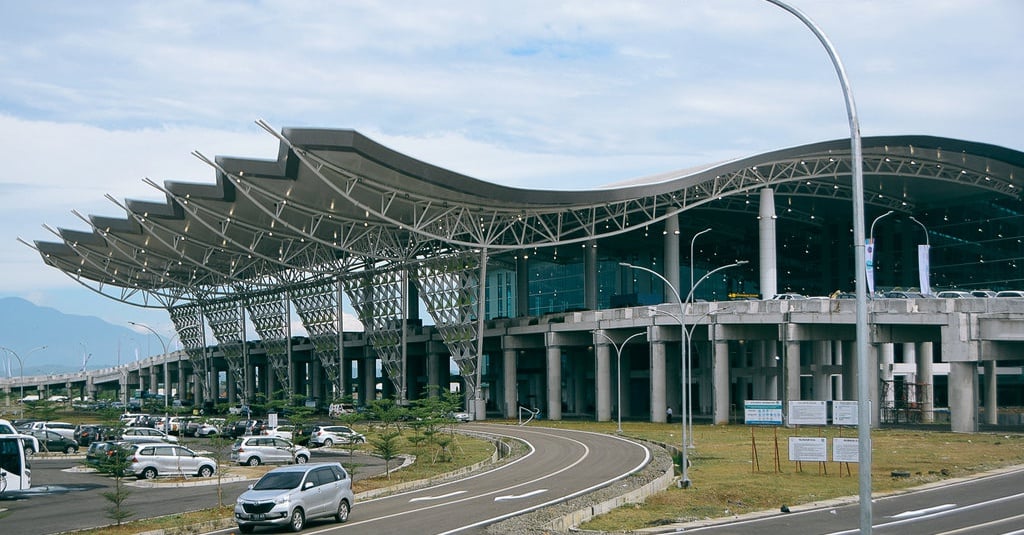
(370, 430, 402, 479)
(99, 444, 134, 525)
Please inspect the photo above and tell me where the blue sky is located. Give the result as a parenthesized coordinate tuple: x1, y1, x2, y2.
(0, 0, 1021, 362)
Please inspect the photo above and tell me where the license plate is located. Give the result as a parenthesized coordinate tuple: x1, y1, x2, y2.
(252, 514, 265, 520)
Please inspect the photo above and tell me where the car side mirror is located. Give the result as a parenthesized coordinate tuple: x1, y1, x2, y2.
(303, 481, 315, 491)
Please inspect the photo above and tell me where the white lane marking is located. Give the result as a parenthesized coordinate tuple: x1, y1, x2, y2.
(892, 503, 957, 518)
(936, 512, 1024, 534)
(410, 491, 467, 502)
(495, 489, 547, 501)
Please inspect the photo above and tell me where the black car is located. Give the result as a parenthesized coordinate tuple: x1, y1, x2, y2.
(74, 424, 116, 446)
(28, 429, 79, 454)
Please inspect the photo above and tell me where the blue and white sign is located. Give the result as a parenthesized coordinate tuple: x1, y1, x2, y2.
(744, 400, 784, 426)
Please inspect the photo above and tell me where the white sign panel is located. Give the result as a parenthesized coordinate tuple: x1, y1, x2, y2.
(832, 401, 859, 425)
(744, 400, 784, 426)
(833, 437, 859, 463)
(788, 437, 827, 462)
(788, 400, 828, 426)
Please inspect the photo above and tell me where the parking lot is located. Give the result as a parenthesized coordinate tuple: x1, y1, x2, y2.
(1, 434, 388, 535)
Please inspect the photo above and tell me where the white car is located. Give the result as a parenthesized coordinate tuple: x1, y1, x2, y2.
(311, 425, 365, 447)
(126, 442, 217, 479)
(122, 427, 178, 443)
(195, 419, 225, 437)
(235, 462, 353, 532)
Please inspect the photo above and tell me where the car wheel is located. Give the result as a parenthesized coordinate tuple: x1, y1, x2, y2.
(238, 524, 254, 534)
(65, 445, 77, 454)
(142, 467, 158, 480)
(335, 500, 350, 523)
(289, 508, 305, 532)
(198, 465, 214, 478)
(295, 454, 308, 464)
(323, 438, 334, 447)
(355, 437, 365, 444)
(247, 456, 261, 466)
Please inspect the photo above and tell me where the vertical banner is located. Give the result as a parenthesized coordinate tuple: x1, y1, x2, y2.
(918, 244, 931, 295)
(865, 239, 876, 294)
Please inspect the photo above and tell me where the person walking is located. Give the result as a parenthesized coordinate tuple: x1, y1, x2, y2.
(666, 406, 673, 423)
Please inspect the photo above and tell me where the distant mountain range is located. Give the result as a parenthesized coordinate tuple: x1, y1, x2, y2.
(0, 297, 149, 375)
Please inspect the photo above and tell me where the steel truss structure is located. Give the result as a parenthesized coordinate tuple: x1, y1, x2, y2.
(27, 124, 1024, 405)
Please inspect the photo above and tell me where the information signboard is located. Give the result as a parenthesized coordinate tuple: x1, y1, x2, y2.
(833, 437, 859, 463)
(788, 400, 827, 425)
(832, 400, 858, 425)
(744, 400, 784, 426)
(788, 436, 827, 462)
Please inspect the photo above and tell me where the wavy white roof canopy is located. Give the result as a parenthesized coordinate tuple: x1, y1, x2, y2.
(33, 121, 1024, 308)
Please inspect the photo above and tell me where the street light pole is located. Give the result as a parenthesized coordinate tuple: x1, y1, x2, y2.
(592, 330, 647, 434)
(867, 210, 894, 295)
(0, 345, 47, 401)
(130, 322, 171, 408)
(761, 2, 872, 532)
(690, 228, 712, 301)
(620, 260, 747, 488)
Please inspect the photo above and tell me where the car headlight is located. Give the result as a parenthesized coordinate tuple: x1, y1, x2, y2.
(274, 494, 291, 505)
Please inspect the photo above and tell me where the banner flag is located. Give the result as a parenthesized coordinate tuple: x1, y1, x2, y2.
(865, 239, 876, 294)
(918, 244, 931, 295)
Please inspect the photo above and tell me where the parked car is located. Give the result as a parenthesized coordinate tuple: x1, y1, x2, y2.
(74, 424, 116, 447)
(971, 289, 997, 298)
(450, 411, 472, 423)
(27, 429, 79, 454)
(122, 427, 178, 443)
(883, 290, 930, 299)
(771, 293, 807, 300)
(936, 290, 973, 298)
(125, 442, 217, 480)
(310, 425, 365, 447)
(27, 421, 76, 440)
(995, 290, 1024, 297)
(230, 436, 311, 466)
(234, 462, 353, 533)
(195, 418, 226, 438)
(228, 419, 264, 438)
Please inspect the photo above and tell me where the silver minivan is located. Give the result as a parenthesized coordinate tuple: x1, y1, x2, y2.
(230, 436, 310, 466)
(126, 442, 217, 479)
(235, 462, 353, 532)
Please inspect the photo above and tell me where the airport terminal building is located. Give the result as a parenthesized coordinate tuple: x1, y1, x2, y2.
(20, 126, 1024, 433)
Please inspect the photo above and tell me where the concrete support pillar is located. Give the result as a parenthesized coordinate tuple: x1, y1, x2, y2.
(650, 341, 667, 423)
(917, 341, 934, 423)
(503, 346, 518, 419)
(149, 366, 158, 396)
(841, 340, 856, 401)
(869, 344, 881, 427)
(664, 214, 680, 297)
(427, 352, 440, 398)
(949, 361, 979, 433)
(903, 342, 918, 403)
(545, 338, 562, 421)
(752, 342, 766, 399)
(713, 335, 730, 424)
(812, 340, 830, 401)
(594, 337, 611, 422)
(983, 361, 998, 425)
(311, 359, 323, 405)
(758, 188, 778, 300)
(785, 336, 801, 406)
(879, 343, 895, 406)
(765, 341, 779, 400)
(585, 240, 598, 311)
(226, 369, 236, 403)
(176, 361, 186, 403)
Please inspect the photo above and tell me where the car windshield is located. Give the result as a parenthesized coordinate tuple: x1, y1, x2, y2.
(253, 471, 303, 490)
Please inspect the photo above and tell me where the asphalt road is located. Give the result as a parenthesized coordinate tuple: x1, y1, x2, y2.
(205, 423, 652, 534)
(0, 441, 384, 535)
(678, 467, 1024, 534)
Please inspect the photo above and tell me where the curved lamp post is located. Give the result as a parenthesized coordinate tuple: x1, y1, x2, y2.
(1, 345, 47, 401)
(620, 259, 747, 488)
(130, 321, 171, 408)
(592, 330, 647, 434)
(762, 2, 872, 531)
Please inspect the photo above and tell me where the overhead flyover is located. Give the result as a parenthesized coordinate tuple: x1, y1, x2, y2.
(26, 122, 1024, 411)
